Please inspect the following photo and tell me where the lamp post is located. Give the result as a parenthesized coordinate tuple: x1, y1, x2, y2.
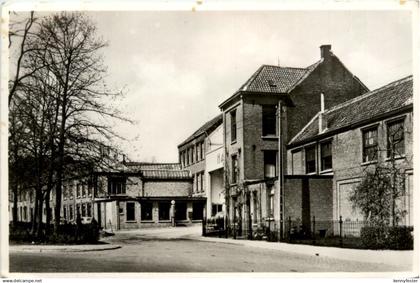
(170, 200, 175, 227)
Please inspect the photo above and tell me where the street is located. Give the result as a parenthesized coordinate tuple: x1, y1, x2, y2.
(9, 226, 409, 273)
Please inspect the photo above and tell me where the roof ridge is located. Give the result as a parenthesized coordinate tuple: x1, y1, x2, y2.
(325, 75, 413, 114)
(261, 64, 308, 70)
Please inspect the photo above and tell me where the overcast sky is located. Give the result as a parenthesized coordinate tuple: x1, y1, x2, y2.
(64, 11, 412, 162)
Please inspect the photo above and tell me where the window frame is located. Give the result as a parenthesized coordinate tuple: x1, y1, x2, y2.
(320, 140, 333, 172)
(263, 150, 278, 178)
(362, 126, 379, 163)
(126, 202, 136, 222)
(386, 118, 405, 159)
(158, 202, 171, 221)
(141, 202, 154, 221)
(231, 154, 239, 184)
(262, 105, 277, 137)
(108, 176, 127, 195)
(305, 145, 317, 174)
(230, 109, 237, 143)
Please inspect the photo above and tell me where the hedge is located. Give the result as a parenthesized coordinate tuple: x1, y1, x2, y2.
(360, 225, 413, 250)
(10, 220, 100, 244)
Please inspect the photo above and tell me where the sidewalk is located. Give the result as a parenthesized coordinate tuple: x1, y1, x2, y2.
(192, 235, 413, 268)
(9, 243, 121, 253)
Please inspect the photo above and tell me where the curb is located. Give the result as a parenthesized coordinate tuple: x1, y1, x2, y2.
(10, 244, 122, 253)
(187, 236, 413, 268)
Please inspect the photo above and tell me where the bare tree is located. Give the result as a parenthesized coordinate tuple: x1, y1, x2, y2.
(9, 12, 131, 239)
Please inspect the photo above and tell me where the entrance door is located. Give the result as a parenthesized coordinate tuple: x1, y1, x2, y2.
(175, 202, 187, 222)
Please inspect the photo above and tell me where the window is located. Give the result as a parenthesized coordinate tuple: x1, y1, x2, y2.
(230, 109, 237, 142)
(190, 147, 193, 164)
(69, 205, 74, 220)
(108, 177, 126, 195)
(76, 184, 81, 198)
(321, 141, 332, 171)
(200, 172, 204, 192)
(268, 191, 274, 217)
(126, 202, 135, 221)
(23, 206, 27, 221)
(159, 202, 170, 221)
(87, 203, 92, 217)
(196, 174, 201, 192)
(305, 145, 316, 173)
(231, 155, 239, 184)
(262, 105, 277, 136)
(211, 204, 223, 216)
(200, 142, 204, 160)
(192, 203, 204, 220)
(141, 202, 153, 221)
(175, 202, 187, 220)
(362, 127, 378, 162)
(81, 203, 86, 217)
(82, 184, 87, 197)
(76, 204, 81, 217)
(184, 150, 188, 166)
(63, 206, 67, 220)
(387, 119, 405, 158)
(292, 150, 303, 175)
(264, 150, 277, 178)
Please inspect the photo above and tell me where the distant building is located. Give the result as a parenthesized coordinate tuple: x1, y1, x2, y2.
(204, 123, 225, 219)
(287, 76, 413, 234)
(10, 161, 207, 230)
(178, 114, 223, 217)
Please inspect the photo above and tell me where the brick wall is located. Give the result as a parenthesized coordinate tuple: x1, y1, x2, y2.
(242, 101, 279, 180)
(143, 180, 192, 197)
(286, 55, 368, 145)
(223, 101, 244, 183)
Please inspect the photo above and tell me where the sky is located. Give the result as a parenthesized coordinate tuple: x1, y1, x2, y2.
(18, 10, 414, 163)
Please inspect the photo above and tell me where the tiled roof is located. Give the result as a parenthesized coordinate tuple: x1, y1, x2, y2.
(141, 169, 191, 180)
(219, 60, 323, 109)
(289, 75, 413, 146)
(124, 162, 191, 180)
(178, 113, 223, 147)
(239, 64, 315, 94)
(125, 162, 182, 171)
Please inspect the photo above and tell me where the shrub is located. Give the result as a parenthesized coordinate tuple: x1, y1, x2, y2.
(387, 226, 413, 250)
(9, 221, 100, 244)
(361, 225, 413, 250)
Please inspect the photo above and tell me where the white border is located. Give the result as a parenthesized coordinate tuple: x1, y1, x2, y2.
(1, 0, 419, 281)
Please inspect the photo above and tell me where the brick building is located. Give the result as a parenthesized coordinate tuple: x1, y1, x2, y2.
(10, 162, 207, 231)
(218, 45, 369, 238)
(178, 114, 223, 217)
(287, 76, 413, 235)
(204, 123, 225, 218)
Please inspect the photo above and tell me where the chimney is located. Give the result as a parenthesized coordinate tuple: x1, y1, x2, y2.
(318, 93, 327, 133)
(320, 44, 332, 59)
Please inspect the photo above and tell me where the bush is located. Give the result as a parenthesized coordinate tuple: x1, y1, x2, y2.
(387, 226, 413, 250)
(361, 225, 413, 250)
(9, 220, 100, 244)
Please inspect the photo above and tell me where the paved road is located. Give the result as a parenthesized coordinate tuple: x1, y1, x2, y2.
(9, 226, 406, 273)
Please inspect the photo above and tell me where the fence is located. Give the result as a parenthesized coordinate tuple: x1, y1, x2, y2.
(202, 217, 226, 238)
(285, 216, 367, 239)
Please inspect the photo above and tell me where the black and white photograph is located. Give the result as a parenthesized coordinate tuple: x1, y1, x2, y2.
(0, 0, 418, 279)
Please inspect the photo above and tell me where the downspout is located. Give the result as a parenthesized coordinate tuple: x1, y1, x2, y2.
(278, 100, 284, 241)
